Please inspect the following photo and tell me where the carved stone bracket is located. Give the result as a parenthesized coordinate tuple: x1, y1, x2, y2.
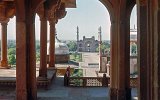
(0, 1, 15, 21)
(55, 3, 67, 19)
(0, 18, 9, 24)
(139, 0, 147, 6)
(36, 0, 62, 22)
(36, 4, 45, 18)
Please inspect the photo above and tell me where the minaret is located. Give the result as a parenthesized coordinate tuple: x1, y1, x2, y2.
(77, 26, 79, 41)
(76, 26, 79, 52)
(98, 26, 102, 72)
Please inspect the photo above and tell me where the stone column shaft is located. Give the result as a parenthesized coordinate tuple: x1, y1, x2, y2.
(117, 22, 127, 100)
(110, 17, 130, 100)
(110, 22, 118, 100)
(16, 22, 37, 100)
(16, 11, 37, 100)
(49, 20, 55, 67)
(157, 9, 160, 100)
(0, 22, 9, 68)
(39, 17, 48, 79)
(137, 4, 148, 100)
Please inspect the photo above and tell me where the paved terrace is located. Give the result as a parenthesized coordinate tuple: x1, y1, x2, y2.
(0, 76, 138, 100)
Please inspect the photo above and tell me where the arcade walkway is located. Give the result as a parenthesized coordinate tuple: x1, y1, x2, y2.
(0, 76, 138, 100)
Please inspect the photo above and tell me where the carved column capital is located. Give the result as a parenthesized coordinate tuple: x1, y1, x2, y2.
(139, 0, 147, 6)
(0, 18, 9, 24)
(0, 1, 15, 21)
(40, 16, 47, 22)
(37, 4, 48, 21)
(48, 18, 56, 25)
(55, 3, 67, 19)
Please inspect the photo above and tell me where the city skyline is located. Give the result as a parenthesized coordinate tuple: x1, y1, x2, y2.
(0, 0, 137, 41)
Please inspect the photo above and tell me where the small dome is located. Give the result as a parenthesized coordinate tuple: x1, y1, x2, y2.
(47, 36, 69, 55)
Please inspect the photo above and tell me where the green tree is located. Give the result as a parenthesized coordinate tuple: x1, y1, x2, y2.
(35, 40, 40, 63)
(36, 42, 40, 52)
(8, 48, 16, 55)
(8, 54, 16, 65)
(8, 40, 16, 48)
(96, 41, 110, 53)
(103, 41, 110, 49)
(131, 44, 137, 55)
(36, 52, 40, 62)
(67, 41, 77, 51)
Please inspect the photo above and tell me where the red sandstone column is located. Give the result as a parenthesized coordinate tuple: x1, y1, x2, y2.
(110, 21, 118, 100)
(0, 20, 10, 68)
(38, 16, 48, 80)
(137, 4, 148, 100)
(110, 13, 131, 100)
(117, 20, 130, 100)
(49, 19, 55, 67)
(16, 0, 37, 99)
(157, 8, 160, 100)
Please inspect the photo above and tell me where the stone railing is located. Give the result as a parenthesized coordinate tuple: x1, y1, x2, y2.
(130, 77, 138, 88)
(64, 76, 138, 88)
(64, 74, 109, 87)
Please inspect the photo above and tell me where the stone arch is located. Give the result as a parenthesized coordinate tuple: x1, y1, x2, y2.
(126, 0, 136, 19)
(99, 0, 114, 22)
(85, 41, 92, 52)
(33, 0, 46, 13)
(137, 0, 147, 6)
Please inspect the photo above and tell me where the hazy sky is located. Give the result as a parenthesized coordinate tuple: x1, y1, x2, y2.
(1, 0, 137, 40)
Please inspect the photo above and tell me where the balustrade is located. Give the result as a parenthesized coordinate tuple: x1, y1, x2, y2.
(65, 76, 137, 88)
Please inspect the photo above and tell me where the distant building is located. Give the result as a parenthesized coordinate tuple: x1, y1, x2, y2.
(130, 27, 137, 56)
(76, 26, 99, 52)
(47, 35, 70, 63)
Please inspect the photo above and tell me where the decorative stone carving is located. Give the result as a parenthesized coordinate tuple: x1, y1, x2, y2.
(139, 0, 147, 6)
(55, 3, 67, 19)
(0, 1, 15, 21)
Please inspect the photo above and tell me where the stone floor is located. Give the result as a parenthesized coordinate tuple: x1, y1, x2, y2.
(0, 76, 138, 100)
(0, 67, 40, 78)
(38, 77, 109, 100)
(37, 77, 138, 100)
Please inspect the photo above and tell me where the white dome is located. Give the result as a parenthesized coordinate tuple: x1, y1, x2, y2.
(47, 36, 69, 55)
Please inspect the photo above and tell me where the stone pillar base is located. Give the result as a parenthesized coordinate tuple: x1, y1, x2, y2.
(117, 89, 126, 100)
(109, 88, 117, 100)
(0, 60, 10, 69)
(126, 88, 131, 100)
(110, 88, 131, 100)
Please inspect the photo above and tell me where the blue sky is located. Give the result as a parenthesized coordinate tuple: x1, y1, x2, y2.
(1, 0, 137, 40)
